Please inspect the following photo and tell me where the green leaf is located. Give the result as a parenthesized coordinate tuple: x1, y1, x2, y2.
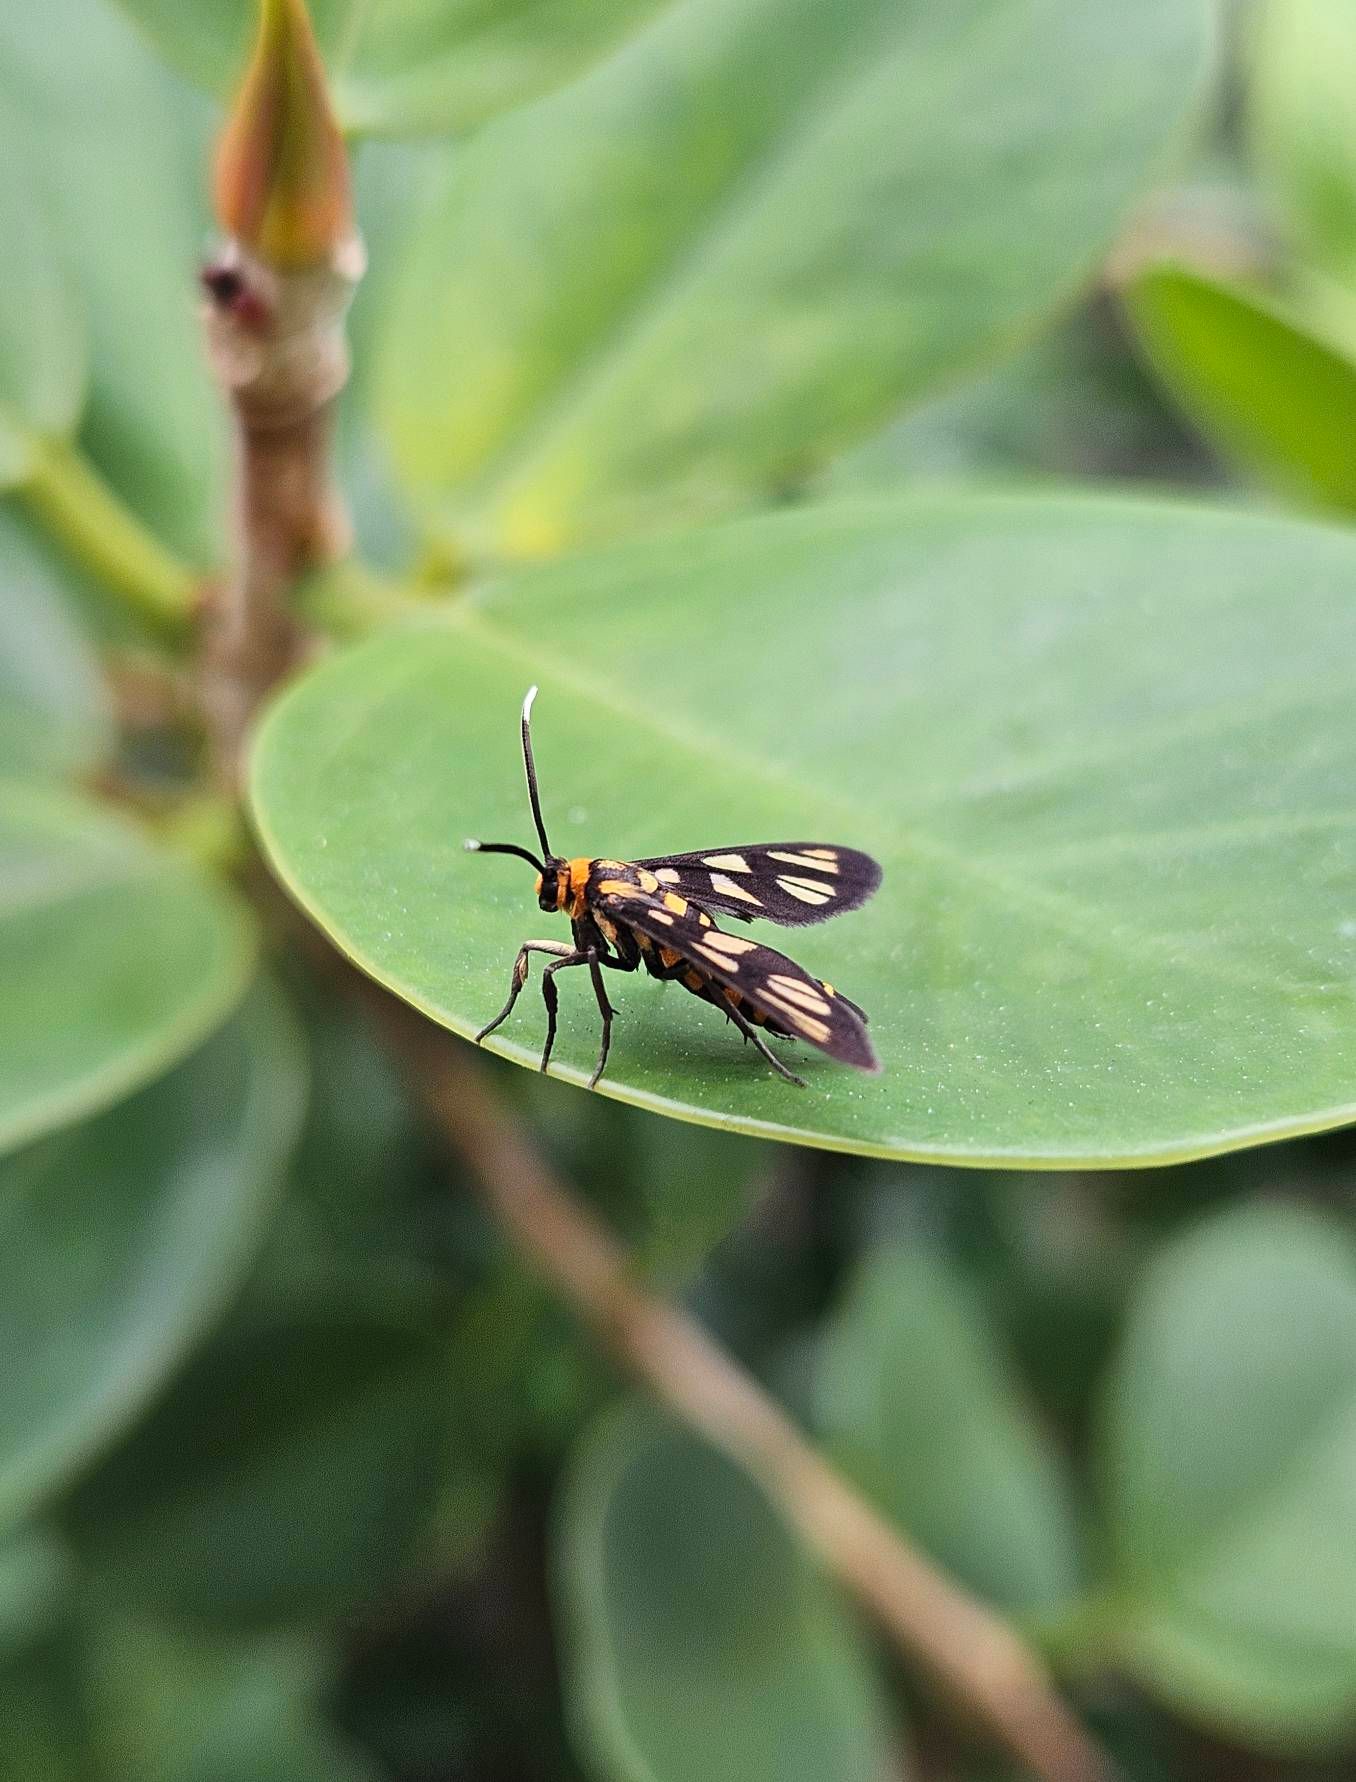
(0, 781, 256, 1155)
(87, 1617, 380, 1782)
(114, 0, 666, 138)
(62, 1314, 452, 1626)
(0, 1628, 89, 1782)
(818, 1247, 1082, 1614)
(555, 1405, 903, 1782)
(0, 509, 111, 780)
(379, 0, 1211, 562)
(0, 108, 85, 490)
(0, 0, 227, 564)
(0, 1531, 70, 1665)
(0, 985, 302, 1533)
(1100, 1204, 1356, 1746)
(252, 493, 1356, 1165)
(1249, 0, 1356, 288)
(1125, 264, 1356, 512)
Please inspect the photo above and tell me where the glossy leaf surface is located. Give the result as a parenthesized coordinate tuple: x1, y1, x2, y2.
(252, 494, 1356, 1165)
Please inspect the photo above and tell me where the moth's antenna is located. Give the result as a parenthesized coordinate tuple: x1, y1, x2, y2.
(520, 685, 553, 860)
(464, 839, 544, 870)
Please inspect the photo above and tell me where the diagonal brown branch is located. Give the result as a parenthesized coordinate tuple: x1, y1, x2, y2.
(376, 999, 1117, 1782)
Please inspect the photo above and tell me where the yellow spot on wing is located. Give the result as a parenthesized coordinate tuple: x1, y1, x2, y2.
(637, 868, 660, 893)
(704, 853, 751, 872)
(663, 891, 688, 915)
(696, 942, 741, 970)
(710, 873, 762, 905)
(598, 879, 644, 898)
(702, 932, 758, 956)
(654, 867, 681, 884)
(767, 973, 831, 1014)
(769, 849, 840, 874)
(776, 875, 833, 905)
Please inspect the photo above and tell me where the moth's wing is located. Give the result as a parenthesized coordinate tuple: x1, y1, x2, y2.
(597, 885, 879, 1073)
(633, 844, 882, 927)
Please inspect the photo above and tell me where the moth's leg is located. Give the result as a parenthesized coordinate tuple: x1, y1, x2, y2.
(725, 999, 806, 1087)
(476, 940, 577, 1045)
(540, 950, 591, 1074)
(585, 948, 617, 1089)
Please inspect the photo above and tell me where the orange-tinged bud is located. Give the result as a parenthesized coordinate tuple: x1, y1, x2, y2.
(213, 0, 352, 271)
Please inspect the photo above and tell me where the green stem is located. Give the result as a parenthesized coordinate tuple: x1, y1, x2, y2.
(20, 436, 198, 637)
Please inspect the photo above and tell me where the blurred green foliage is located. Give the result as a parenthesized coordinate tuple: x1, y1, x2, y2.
(4, 1, 1356, 1779)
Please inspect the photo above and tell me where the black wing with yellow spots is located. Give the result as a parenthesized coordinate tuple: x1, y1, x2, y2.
(593, 883, 880, 1072)
(632, 843, 881, 927)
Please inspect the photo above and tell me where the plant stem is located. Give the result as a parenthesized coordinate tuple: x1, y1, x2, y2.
(20, 436, 196, 636)
(377, 1002, 1120, 1782)
(198, 239, 365, 787)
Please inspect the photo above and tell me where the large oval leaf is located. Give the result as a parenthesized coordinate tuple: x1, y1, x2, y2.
(379, 0, 1211, 562)
(0, 781, 256, 1155)
(251, 494, 1356, 1166)
(555, 1405, 903, 1782)
(113, 0, 663, 138)
(0, 984, 303, 1534)
(1099, 1204, 1356, 1746)
(0, 510, 111, 780)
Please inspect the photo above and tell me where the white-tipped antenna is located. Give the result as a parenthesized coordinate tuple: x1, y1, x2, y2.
(519, 685, 552, 860)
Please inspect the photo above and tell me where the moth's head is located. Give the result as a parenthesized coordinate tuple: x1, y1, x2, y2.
(535, 857, 568, 914)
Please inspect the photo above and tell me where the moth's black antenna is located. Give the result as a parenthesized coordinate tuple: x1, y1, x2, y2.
(464, 839, 544, 870)
(520, 685, 553, 860)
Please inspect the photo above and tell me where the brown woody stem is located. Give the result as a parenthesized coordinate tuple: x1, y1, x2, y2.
(197, 237, 365, 785)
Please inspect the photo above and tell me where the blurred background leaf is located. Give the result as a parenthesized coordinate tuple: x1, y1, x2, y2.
(85, 1615, 382, 1782)
(0, 510, 112, 781)
(378, 0, 1211, 563)
(1100, 1203, 1356, 1747)
(555, 1405, 904, 1782)
(0, 985, 303, 1534)
(817, 1245, 1083, 1615)
(61, 1311, 453, 1627)
(1249, 0, 1356, 293)
(1125, 264, 1356, 513)
(0, 783, 256, 1154)
(113, 0, 669, 138)
(0, 107, 85, 491)
(0, 0, 226, 565)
